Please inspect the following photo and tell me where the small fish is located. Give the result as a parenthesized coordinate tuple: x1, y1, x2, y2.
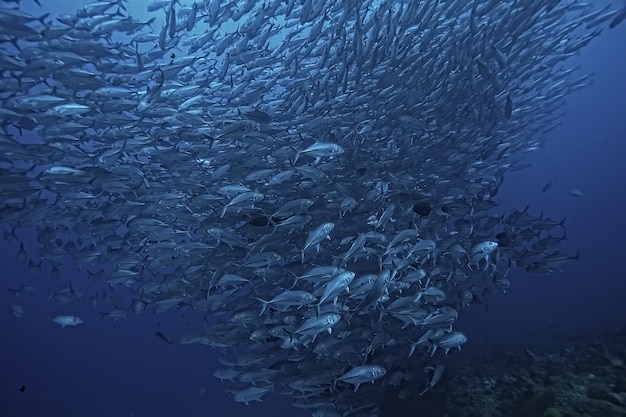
(419, 364, 445, 396)
(7, 284, 37, 298)
(10, 304, 25, 318)
(569, 188, 583, 198)
(301, 222, 334, 263)
(51, 315, 84, 328)
(0, 0, 613, 412)
(294, 142, 344, 164)
(610, 7, 626, 28)
(431, 331, 468, 355)
(336, 365, 387, 392)
(542, 179, 557, 193)
(504, 94, 513, 118)
(155, 331, 174, 345)
(232, 385, 272, 405)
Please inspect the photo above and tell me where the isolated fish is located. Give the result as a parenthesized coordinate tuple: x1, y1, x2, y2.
(155, 331, 174, 345)
(542, 179, 557, 193)
(569, 188, 584, 197)
(51, 315, 84, 328)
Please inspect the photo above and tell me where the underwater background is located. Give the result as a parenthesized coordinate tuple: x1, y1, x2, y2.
(1, 1, 626, 417)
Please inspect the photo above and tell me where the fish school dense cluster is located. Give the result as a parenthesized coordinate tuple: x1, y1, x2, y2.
(1, 0, 622, 415)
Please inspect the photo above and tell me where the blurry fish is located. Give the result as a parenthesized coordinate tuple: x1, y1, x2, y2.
(412, 201, 432, 217)
(155, 331, 174, 345)
(419, 364, 445, 396)
(232, 385, 272, 405)
(51, 315, 84, 328)
(10, 304, 25, 318)
(504, 94, 513, 118)
(569, 188, 583, 197)
(542, 179, 557, 193)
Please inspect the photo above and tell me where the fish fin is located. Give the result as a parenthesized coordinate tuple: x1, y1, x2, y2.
(111, 7, 125, 17)
(290, 147, 300, 165)
(428, 338, 437, 357)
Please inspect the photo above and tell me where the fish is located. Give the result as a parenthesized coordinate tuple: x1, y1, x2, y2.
(10, 304, 25, 318)
(256, 290, 316, 315)
(300, 222, 334, 263)
(610, 7, 626, 28)
(469, 241, 499, 270)
(155, 331, 174, 345)
(7, 284, 37, 298)
(0, 0, 614, 415)
(419, 364, 446, 396)
(569, 188, 584, 197)
(504, 94, 513, 118)
(294, 313, 341, 338)
(430, 331, 468, 356)
(335, 365, 387, 392)
(293, 142, 345, 164)
(542, 179, 557, 193)
(51, 315, 84, 328)
(526, 251, 580, 273)
(232, 385, 273, 405)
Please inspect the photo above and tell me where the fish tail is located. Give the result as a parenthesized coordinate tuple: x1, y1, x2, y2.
(255, 298, 269, 316)
(37, 13, 50, 25)
(112, 7, 125, 17)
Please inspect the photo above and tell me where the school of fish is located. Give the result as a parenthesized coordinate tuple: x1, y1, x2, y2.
(1, 0, 623, 415)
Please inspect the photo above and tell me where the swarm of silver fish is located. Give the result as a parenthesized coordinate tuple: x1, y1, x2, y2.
(1, 0, 621, 415)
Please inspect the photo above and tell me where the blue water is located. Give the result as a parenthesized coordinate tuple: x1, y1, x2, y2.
(2, 2, 626, 417)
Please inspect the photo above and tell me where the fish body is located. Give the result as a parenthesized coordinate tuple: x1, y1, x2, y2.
(295, 142, 345, 164)
(419, 364, 445, 395)
(336, 365, 387, 392)
(469, 241, 498, 270)
(51, 315, 84, 328)
(232, 386, 272, 405)
(294, 313, 341, 337)
(431, 331, 468, 356)
(569, 188, 583, 197)
(301, 222, 334, 262)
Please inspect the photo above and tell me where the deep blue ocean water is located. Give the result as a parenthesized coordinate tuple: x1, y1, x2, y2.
(2, 1, 626, 417)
